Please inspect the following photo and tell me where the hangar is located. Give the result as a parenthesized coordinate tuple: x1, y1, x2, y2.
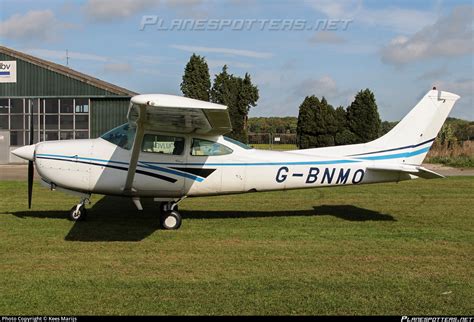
(0, 46, 137, 164)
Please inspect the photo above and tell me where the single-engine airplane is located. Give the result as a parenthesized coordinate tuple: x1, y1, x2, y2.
(12, 88, 459, 230)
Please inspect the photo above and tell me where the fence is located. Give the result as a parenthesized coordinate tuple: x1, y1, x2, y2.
(248, 133, 297, 150)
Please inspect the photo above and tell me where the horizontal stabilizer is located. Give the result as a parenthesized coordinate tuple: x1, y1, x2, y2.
(366, 164, 445, 179)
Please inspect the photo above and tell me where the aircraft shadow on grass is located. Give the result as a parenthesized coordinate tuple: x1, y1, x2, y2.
(10, 196, 396, 242)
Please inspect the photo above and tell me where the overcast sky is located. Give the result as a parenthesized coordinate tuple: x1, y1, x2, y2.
(1, 0, 473, 120)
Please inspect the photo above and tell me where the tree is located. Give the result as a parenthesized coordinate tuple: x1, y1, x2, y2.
(438, 123, 457, 148)
(346, 89, 381, 143)
(237, 73, 259, 140)
(180, 53, 211, 101)
(334, 106, 357, 145)
(297, 96, 318, 149)
(313, 97, 337, 147)
(380, 121, 398, 136)
(210, 66, 259, 142)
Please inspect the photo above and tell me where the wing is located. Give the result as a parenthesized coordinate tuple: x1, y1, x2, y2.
(123, 94, 232, 194)
(127, 94, 232, 135)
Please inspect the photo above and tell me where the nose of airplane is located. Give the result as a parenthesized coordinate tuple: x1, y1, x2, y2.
(12, 144, 36, 161)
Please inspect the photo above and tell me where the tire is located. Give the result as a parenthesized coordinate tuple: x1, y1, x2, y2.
(160, 210, 182, 230)
(69, 205, 87, 221)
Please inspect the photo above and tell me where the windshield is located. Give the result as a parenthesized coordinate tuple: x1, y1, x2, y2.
(101, 123, 136, 150)
(223, 136, 253, 150)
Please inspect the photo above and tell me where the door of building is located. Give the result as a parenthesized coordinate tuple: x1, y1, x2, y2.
(0, 130, 10, 164)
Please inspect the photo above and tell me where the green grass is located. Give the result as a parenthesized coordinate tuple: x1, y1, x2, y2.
(251, 144, 297, 151)
(0, 178, 473, 315)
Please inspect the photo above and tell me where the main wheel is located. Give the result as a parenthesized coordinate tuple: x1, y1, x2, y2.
(69, 205, 87, 221)
(160, 210, 182, 230)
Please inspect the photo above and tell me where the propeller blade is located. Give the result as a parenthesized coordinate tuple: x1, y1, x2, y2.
(28, 160, 33, 209)
(28, 100, 34, 209)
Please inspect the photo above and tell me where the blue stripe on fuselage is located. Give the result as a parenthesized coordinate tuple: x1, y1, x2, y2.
(35, 145, 430, 179)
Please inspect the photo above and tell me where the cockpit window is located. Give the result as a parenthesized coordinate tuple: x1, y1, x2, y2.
(224, 136, 253, 149)
(142, 134, 185, 155)
(101, 123, 136, 150)
(191, 138, 233, 156)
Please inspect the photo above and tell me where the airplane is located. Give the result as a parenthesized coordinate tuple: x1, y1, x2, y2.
(12, 88, 459, 230)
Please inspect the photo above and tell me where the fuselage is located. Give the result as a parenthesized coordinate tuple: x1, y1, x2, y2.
(32, 132, 411, 199)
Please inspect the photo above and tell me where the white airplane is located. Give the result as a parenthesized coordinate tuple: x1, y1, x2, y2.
(12, 88, 459, 230)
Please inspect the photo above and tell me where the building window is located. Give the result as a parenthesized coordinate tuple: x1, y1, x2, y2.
(45, 114, 58, 130)
(75, 131, 88, 139)
(60, 115, 73, 129)
(0, 99, 8, 114)
(0, 115, 8, 129)
(10, 99, 23, 114)
(75, 114, 88, 130)
(3, 97, 90, 146)
(75, 98, 89, 113)
(45, 131, 58, 141)
(44, 99, 59, 114)
(25, 131, 39, 144)
(10, 115, 24, 130)
(10, 131, 24, 146)
(60, 131, 73, 140)
(60, 99, 73, 113)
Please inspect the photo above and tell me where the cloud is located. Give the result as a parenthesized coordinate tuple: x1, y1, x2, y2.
(83, 0, 206, 21)
(309, 31, 346, 44)
(437, 78, 474, 96)
(381, 6, 474, 65)
(103, 62, 133, 73)
(137, 68, 161, 76)
(306, 0, 437, 33)
(170, 44, 273, 58)
(84, 0, 160, 21)
(0, 10, 66, 42)
(436, 79, 474, 119)
(416, 66, 449, 81)
(294, 75, 340, 99)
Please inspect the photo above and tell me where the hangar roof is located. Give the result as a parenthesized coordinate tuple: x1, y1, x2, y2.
(0, 46, 138, 97)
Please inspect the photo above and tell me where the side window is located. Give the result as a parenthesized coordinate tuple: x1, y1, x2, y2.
(191, 139, 233, 156)
(142, 134, 185, 155)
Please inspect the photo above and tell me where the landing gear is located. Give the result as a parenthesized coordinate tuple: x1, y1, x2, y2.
(69, 196, 90, 221)
(160, 202, 178, 213)
(69, 204, 87, 221)
(160, 210, 182, 230)
(158, 199, 185, 230)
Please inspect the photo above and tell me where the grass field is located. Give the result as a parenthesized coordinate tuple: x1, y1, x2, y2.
(0, 178, 473, 315)
(250, 143, 297, 151)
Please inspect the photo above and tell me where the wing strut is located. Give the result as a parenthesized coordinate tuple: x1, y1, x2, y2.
(123, 104, 146, 194)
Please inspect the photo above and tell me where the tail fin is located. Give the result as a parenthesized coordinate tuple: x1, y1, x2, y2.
(365, 89, 460, 165)
(291, 89, 460, 165)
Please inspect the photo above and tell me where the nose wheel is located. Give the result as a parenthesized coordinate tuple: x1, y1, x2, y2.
(69, 204, 87, 221)
(69, 196, 90, 221)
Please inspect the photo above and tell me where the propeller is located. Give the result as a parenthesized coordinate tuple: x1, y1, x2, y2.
(28, 104, 34, 209)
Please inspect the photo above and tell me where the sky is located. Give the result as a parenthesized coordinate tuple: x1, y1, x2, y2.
(0, 0, 473, 121)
